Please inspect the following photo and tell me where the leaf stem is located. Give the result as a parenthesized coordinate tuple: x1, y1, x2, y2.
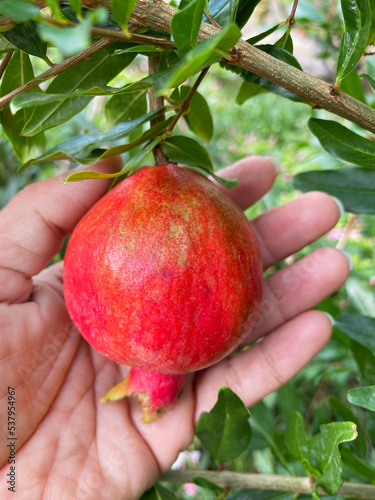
(148, 55, 169, 165)
(0, 51, 13, 80)
(203, 9, 221, 29)
(161, 470, 375, 499)
(164, 66, 210, 137)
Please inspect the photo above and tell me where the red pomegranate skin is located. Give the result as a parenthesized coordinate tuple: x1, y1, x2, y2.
(64, 164, 263, 373)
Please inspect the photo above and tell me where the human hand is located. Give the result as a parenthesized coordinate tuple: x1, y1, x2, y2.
(0, 156, 349, 499)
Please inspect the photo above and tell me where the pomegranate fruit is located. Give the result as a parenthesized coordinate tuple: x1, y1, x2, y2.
(64, 164, 263, 421)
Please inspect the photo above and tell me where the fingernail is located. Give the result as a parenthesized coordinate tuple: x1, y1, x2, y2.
(330, 195, 345, 218)
(265, 156, 282, 175)
(341, 250, 353, 271)
(322, 312, 335, 326)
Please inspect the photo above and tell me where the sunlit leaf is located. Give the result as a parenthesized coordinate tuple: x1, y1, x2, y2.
(38, 17, 91, 56)
(111, 0, 137, 32)
(171, 0, 205, 56)
(336, 0, 371, 85)
(0, 0, 40, 22)
(22, 48, 136, 136)
(12, 82, 153, 109)
(196, 387, 251, 463)
(311, 421, 357, 494)
(347, 385, 375, 411)
(308, 118, 375, 167)
(157, 23, 241, 92)
(20, 111, 160, 169)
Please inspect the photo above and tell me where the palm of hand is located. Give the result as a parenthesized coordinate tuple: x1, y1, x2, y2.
(0, 157, 349, 500)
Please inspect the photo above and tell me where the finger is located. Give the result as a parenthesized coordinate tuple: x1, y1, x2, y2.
(215, 156, 278, 210)
(195, 310, 332, 418)
(0, 157, 123, 303)
(253, 191, 342, 269)
(248, 247, 350, 341)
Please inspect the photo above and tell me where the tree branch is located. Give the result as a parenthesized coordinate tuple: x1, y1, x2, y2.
(127, 0, 375, 135)
(161, 470, 375, 499)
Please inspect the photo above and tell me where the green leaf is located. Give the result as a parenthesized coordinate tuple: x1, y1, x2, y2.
(171, 86, 213, 141)
(236, 80, 267, 104)
(347, 385, 375, 411)
(328, 395, 367, 457)
(38, 17, 91, 56)
(235, 0, 262, 29)
(336, 0, 371, 85)
(157, 23, 241, 92)
(171, 0, 205, 56)
(340, 69, 366, 103)
(44, 0, 66, 22)
(193, 477, 224, 495)
(346, 277, 375, 317)
(230, 45, 306, 104)
(21, 111, 160, 169)
(351, 341, 375, 385)
(341, 446, 375, 483)
(196, 387, 251, 463)
(292, 167, 375, 214)
(111, 0, 137, 32)
(360, 72, 375, 90)
(311, 421, 358, 494)
(22, 47, 136, 137)
(163, 135, 213, 170)
(65, 137, 163, 182)
(105, 89, 148, 127)
(334, 314, 375, 351)
(12, 82, 153, 109)
(140, 482, 177, 500)
(69, 0, 82, 19)
(247, 22, 286, 45)
(114, 44, 163, 55)
(0, 0, 40, 22)
(0, 51, 45, 163)
(2, 22, 47, 60)
(308, 118, 375, 167)
(207, 0, 239, 27)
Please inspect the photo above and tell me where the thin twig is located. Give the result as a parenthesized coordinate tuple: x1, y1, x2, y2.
(0, 51, 13, 80)
(164, 66, 210, 137)
(0, 38, 114, 109)
(288, 0, 299, 27)
(161, 470, 375, 499)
